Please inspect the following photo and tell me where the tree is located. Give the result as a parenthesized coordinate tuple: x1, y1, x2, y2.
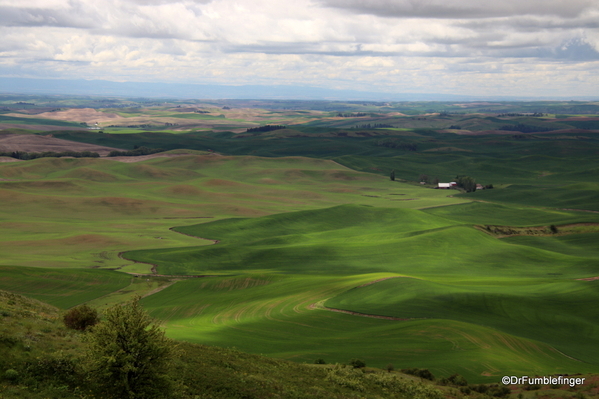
(84, 297, 177, 399)
(63, 304, 99, 331)
(390, 170, 395, 181)
(455, 175, 477, 193)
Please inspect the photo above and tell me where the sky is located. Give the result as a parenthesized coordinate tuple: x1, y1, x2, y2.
(1, 0, 599, 99)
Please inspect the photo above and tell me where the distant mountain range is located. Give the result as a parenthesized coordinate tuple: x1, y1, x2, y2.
(1, 77, 598, 101)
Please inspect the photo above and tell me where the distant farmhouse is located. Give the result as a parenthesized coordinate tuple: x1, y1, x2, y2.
(437, 182, 457, 189)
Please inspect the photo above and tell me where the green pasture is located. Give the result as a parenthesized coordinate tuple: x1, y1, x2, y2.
(335, 149, 599, 186)
(458, 183, 599, 211)
(326, 277, 599, 364)
(126, 204, 598, 279)
(423, 201, 599, 226)
(141, 274, 597, 383)
(1, 111, 598, 386)
(503, 232, 599, 259)
(0, 114, 84, 127)
(131, 199, 599, 382)
(0, 155, 465, 271)
(0, 265, 130, 308)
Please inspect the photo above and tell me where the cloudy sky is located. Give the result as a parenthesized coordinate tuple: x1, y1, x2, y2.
(1, 0, 599, 98)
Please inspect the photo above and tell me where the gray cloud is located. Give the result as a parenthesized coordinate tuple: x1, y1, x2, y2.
(320, 0, 598, 19)
(0, 5, 98, 28)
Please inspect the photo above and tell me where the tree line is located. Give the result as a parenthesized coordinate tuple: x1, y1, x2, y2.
(108, 146, 165, 157)
(1, 150, 100, 160)
(354, 123, 395, 129)
(246, 125, 286, 133)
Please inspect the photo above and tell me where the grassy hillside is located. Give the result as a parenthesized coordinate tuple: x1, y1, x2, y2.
(326, 277, 599, 364)
(127, 204, 598, 279)
(129, 202, 599, 382)
(1, 101, 598, 392)
(141, 273, 597, 383)
(0, 290, 452, 399)
(0, 266, 131, 309)
(0, 155, 465, 272)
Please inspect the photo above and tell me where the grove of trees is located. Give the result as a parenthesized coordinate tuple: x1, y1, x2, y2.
(454, 175, 477, 192)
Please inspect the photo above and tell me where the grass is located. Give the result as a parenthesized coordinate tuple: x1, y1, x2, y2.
(458, 183, 599, 211)
(126, 204, 596, 279)
(0, 266, 131, 309)
(2, 102, 599, 390)
(0, 155, 466, 271)
(141, 274, 596, 383)
(0, 289, 451, 399)
(325, 277, 599, 365)
(423, 202, 599, 225)
(132, 201, 599, 382)
(0, 114, 84, 127)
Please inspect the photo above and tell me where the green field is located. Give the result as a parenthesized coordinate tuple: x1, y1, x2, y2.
(0, 155, 467, 271)
(0, 265, 131, 308)
(127, 201, 599, 382)
(1, 98, 599, 388)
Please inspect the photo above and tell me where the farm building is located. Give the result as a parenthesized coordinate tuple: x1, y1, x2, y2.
(437, 182, 457, 189)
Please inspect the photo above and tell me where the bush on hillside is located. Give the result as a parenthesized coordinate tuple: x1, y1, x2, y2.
(439, 373, 468, 386)
(349, 358, 366, 368)
(63, 304, 99, 331)
(24, 355, 79, 386)
(401, 367, 435, 381)
(4, 369, 19, 382)
(84, 297, 178, 399)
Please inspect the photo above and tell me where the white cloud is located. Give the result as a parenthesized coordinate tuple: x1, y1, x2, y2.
(0, 0, 598, 97)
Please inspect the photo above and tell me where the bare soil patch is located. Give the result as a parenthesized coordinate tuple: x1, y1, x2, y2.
(0, 134, 122, 155)
(0, 156, 21, 163)
(0, 124, 85, 131)
(477, 222, 599, 238)
(577, 276, 599, 281)
(31, 108, 124, 124)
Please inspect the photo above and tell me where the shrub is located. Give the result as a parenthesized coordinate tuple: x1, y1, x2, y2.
(440, 373, 468, 386)
(4, 369, 19, 382)
(365, 372, 444, 399)
(401, 368, 435, 381)
(326, 367, 365, 392)
(314, 358, 326, 364)
(63, 304, 99, 331)
(349, 358, 366, 368)
(25, 355, 78, 385)
(488, 385, 511, 397)
(84, 297, 177, 399)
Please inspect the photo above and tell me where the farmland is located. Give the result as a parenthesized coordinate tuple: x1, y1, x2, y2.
(1, 96, 599, 390)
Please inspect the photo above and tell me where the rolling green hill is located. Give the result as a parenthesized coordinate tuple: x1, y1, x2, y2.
(1, 100, 599, 390)
(129, 202, 599, 382)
